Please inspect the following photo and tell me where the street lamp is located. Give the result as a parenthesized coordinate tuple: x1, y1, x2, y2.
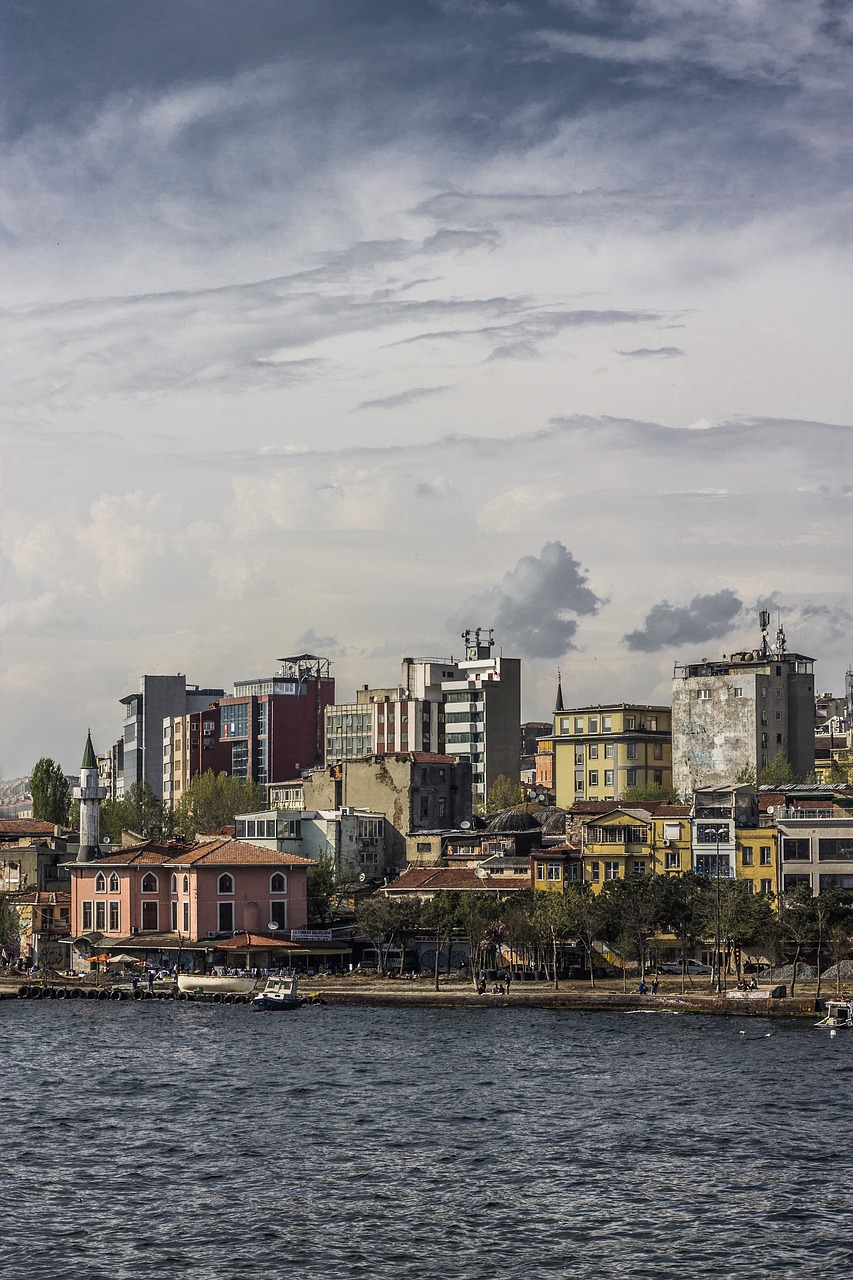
(707, 826, 728, 995)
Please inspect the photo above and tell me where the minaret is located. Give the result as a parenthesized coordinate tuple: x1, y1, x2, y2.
(73, 731, 107, 862)
(554, 669, 564, 715)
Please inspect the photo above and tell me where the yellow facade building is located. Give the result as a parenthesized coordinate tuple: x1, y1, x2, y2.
(550, 703, 673, 808)
(734, 828, 778, 900)
(581, 807, 691, 889)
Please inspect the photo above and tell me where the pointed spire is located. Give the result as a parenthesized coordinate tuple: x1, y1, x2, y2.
(81, 729, 97, 770)
(554, 669, 564, 714)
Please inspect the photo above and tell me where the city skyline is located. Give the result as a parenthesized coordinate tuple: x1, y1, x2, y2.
(2, 2, 851, 776)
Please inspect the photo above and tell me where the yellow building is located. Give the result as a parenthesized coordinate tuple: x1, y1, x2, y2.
(581, 806, 692, 890)
(550, 700, 673, 808)
(530, 844, 583, 892)
(734, 828, 778, 900)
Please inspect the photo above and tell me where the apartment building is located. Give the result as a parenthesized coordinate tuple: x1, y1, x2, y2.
(551, 704, 672, 808)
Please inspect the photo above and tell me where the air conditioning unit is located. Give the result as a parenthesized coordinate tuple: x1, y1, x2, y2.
(130, 926, 138, 934)
(207, 931, 217, 939)
(232, 929, 242, 937)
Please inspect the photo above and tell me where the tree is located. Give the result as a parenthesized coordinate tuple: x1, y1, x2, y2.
(422, 892, 463, 990)
(173, 771, 265, 839)
(657, 872, 707, 992)
(532, 891, 573, 990)
(735, 762, 757, 785)
(30, 757, 70, 825)
(619, 782, 679, 804)
(564, 883, 607, 989)
(457, 892, 497, 990)
(779, 883, 816, 997)
(122, 781, 172, 840)
(600, 873, 663, 982)
(307, 856, 338, 926)
(759, 755, 795, 787)
(486, 774, 524, 813)
(355, 896, 415, 975)
(0, 894, 19, 955)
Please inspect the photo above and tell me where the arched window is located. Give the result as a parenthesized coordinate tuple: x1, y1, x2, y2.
(141, 872, 158, 893)
(170, 873, 178, 893)
(94, 873, 107, 893)
(182, 874, 189, 894)
(270, 873, 287, 894)
(217, 873, 234, 895)
(108, 873, 120, 893)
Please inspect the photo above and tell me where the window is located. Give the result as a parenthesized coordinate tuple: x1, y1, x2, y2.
(182, 901, 190, 932)
(218, 873, 235, 894)
(108, 873, 120, 892)
(653, 743, 663, 761)
(653, 771, 663, 785)
(141, 873, 158, 893)
(575, 778, 584, 792)
(604, 861, 619, 881)
(269, 900, 287, 929)
(624, 715, 635, 730)
(775, 710, 782, 721)
(604, 770, 614, 786)
(218, 901, 234, 933)
(783, 838, 810, 861)
(141, 901, 158, 931)
(760, 847, 772, 866)
(574, 717, 584, 732)
(696, 689, 711, 700)
(776, 688, 783, 698)
(82, 901, 93, 931)
(632, 860, 646, 875)
(575, 747, 584, 765)
(95, 873, 106, 893)
(270, 873, 287, 893)
(732, 687, 743, 698)
(604, 743, 614, 759)
(536, 863, 545, 881)
(783, 875, 808, 892)
(171, 901, 178, 931)
(588, 861, 600, 883)
(818, 839, 853, 861)
(741, 847, 754, 866)
(626, 769, 636, 786)
(665, 851, 680, 870)
(761, 879, 774, 895)
(602, 715, 612, 732)
(588, 717, 598, 732)
(546, 863, 562, 881)
(420, 797, 430, 820)
(416, 842, 431, 853)
(776, 734, 783, 744)
(108, 902, 120, 931)
(589, 744, 599, 759)
(743, 881, 754, 894)
(626, 743, 637, 760)
(566, 863, 580, 882)
(589, 771, 599, 786)
(438, 798, 447, 819)
(182, 874, 189, 893)
(170, 873, 177, 893)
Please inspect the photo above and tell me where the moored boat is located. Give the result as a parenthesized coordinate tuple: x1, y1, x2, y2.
(252, 974, 304, 1011)
(815, 999, 853, 1029)
(177, 973, 257, 996)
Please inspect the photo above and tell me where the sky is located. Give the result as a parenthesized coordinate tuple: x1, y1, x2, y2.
(1, 0, 851, 778)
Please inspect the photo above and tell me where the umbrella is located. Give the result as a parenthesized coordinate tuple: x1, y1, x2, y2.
(89, 953, 111, 963)
(107, 954, 142, 964)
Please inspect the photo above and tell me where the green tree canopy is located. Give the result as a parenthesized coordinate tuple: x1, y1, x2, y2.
(0, 894, 19, 952)
(173, 771, 265, 839)
(486, 774, 524, 813)
(122, 781, 172, 840)
(618, 782, 680, 804)
(30, 757, 70, 825)
(758, 754, 795, 787)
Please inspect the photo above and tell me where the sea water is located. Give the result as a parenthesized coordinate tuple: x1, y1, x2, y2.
(2, 1002, 851, 1279)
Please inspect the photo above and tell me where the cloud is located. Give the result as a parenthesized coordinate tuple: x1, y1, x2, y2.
(623, 589, 745, 652)
(355, 385, 455, 411)
(618, 346, 685, 359)
(455, 541, 604, 658)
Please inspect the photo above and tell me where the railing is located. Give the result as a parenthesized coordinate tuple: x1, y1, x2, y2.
(777, 808, 849, 821)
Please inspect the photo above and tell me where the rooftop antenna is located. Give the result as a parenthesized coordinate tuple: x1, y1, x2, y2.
(759, 609, 771, 658)
(775, 611, 787, 655)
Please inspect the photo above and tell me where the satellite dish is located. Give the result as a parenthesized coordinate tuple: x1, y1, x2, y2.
(767, 806, 774, 815)
(460, 820, 471, 829)
(358, 872, 366, 882)
(268, 921, 279, 931)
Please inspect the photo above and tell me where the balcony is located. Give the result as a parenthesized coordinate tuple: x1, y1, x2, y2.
(777, 807, 850, 821)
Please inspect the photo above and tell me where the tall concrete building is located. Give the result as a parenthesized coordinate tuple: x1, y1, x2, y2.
(671, 617, 815, 796)
(120, 675, 225, 801)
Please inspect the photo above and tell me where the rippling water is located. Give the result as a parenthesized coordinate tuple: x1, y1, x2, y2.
(3, 1001, 851, 1280)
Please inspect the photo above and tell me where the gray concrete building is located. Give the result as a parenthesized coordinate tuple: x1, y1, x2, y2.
(120, 674, 224, 800)
(671, 622, 815, 796)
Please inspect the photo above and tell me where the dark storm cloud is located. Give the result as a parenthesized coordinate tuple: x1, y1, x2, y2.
(355, 385, 455, 411)
(618, 346, 684, 359)
(455, 541, 604, 658)
(624, 589, 745, 652)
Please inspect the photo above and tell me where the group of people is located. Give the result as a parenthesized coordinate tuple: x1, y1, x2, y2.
(637, 978, 660, 995)
(476, 972, 513, 996)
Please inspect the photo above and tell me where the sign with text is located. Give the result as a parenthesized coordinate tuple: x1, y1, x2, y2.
(290, 929, 334, 942)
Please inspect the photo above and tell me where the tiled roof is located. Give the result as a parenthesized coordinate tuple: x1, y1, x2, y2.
(214, 932, 301, 950)
(7, 889, 72, 905)
(381, 867, 522, 893)
(0, 819, 62, 836)
(166, 839, 316, 867)
(532, 844, 581, 856)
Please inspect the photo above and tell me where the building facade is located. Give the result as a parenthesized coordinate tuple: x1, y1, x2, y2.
(120, 675, 224, 800)
(672, 628, 815, 795)
(551, 704, 672, 808)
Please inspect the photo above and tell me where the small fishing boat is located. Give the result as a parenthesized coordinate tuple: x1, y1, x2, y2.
(177, 973, 257, 996)
(252, 974, 304, 1011)
(815, 999, 853, 1029)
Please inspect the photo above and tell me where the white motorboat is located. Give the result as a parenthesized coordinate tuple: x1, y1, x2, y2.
(177, 973, 257, 996)
(815, 999, 853, 1029)
(251, 974, 305, 1011)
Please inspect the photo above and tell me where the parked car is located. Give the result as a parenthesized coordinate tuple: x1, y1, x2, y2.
(657, 959, 713, 974)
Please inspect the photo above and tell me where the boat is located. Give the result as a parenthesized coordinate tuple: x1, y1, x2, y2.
(815, 999, 853, 1029)
(177, 973, 257, 996)
(252, 974, 305, 1011)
